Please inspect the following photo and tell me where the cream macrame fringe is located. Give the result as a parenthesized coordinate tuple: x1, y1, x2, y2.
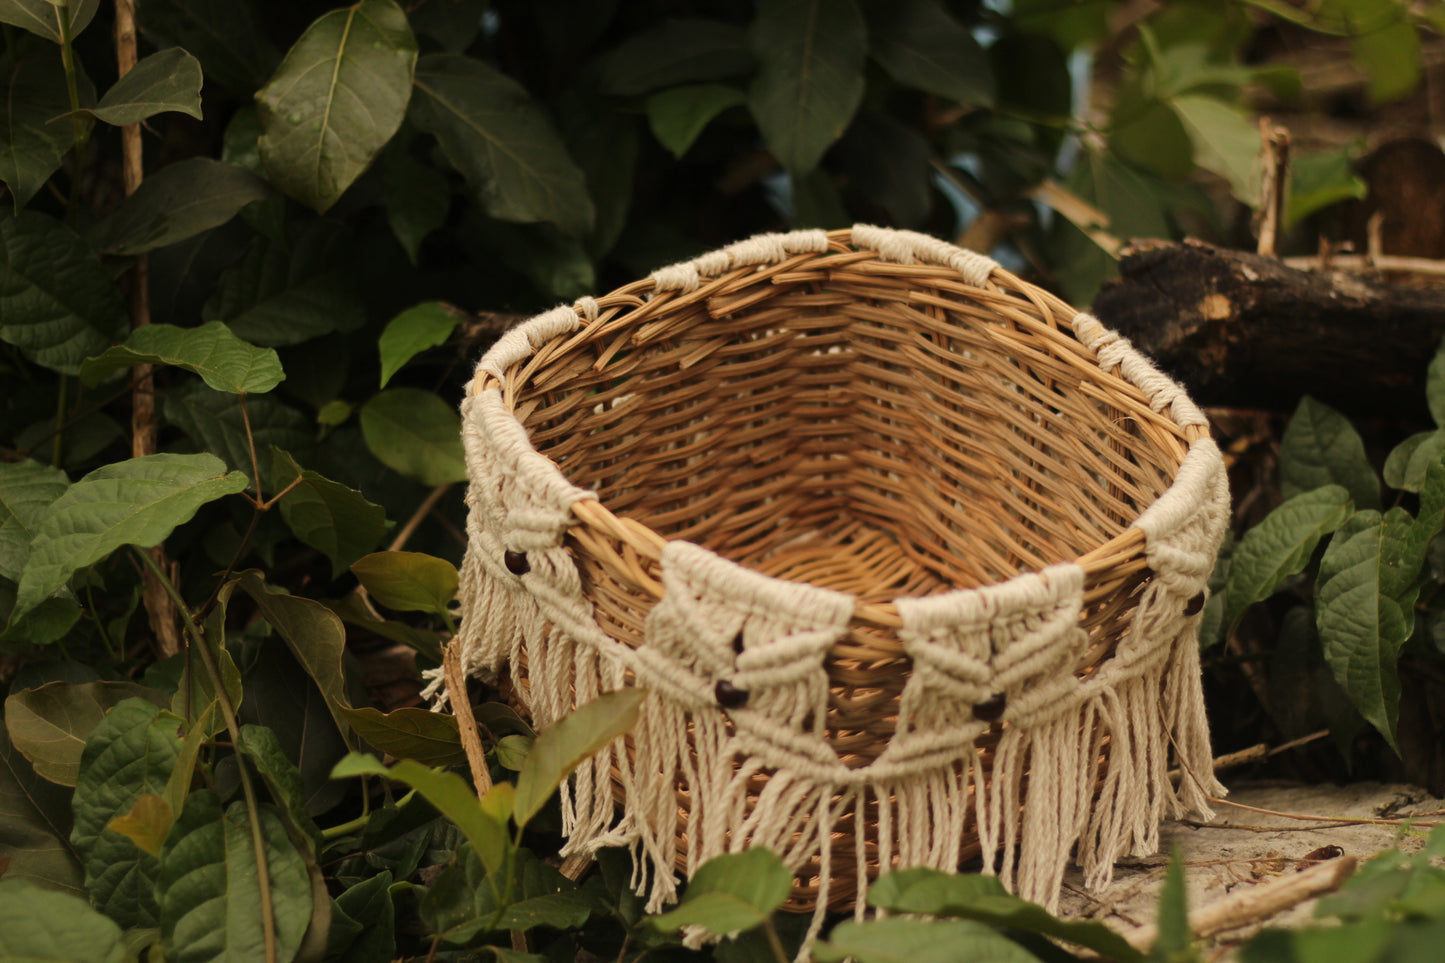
(449, 225, 1230, 961)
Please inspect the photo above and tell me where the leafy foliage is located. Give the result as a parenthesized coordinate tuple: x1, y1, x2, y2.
(0, 0, 1440, 960)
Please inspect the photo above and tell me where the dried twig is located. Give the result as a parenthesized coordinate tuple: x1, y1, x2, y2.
(1030, 179, 1123, 257)
(388, 484, 455, 553)
(1255, 119, 1290, 258)
(443, 639, 492, 796)
(1122, 856, 1357, 952)
(1207, 796, 1441, 829)
(114, 0, 179, 658)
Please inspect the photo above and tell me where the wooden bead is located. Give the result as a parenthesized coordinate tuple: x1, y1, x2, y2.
(503, 549, 530, 576)
(1185, 591, 1206, 616)
(714, 679, 749, 709)
(973, 692, 1007, 722)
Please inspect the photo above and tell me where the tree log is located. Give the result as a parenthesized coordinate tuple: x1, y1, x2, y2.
(1089, 239, 1445, 419)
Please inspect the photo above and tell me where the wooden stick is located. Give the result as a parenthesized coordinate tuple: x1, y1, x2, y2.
(1123, 855, 1357, 951)
(443, 640, 492, 796)
(114, 0, 179, 658)
(1255, 120, 1290, 258)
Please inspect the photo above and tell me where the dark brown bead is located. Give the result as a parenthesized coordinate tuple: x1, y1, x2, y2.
(732, 630, 746, 655)
(714, 679, 749, 709)
(973, 692, 1008, 722)
(1185, 591, 1206, 616)
(503, 549, 530, 576)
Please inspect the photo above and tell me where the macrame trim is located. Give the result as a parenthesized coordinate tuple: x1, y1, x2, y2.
(650, 229, 831, 293)
(1070, 311, 1207, 427)
(852, 222, 999, 287)
(449, 226, 1229, 957)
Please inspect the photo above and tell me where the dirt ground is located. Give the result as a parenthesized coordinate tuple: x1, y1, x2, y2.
(1058, 780, 1445, 950)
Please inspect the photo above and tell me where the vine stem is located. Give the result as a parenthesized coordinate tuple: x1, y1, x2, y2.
(53, 1, 89, 218)
(134, 549, 280, 963)
(111, 0, 180, 657)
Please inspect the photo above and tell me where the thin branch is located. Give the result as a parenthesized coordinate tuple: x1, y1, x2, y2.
(388, 483, 454, 552)
(1122, 856, 1357, 952)
(443, 639, 492, 796)
(1207, 796, 1441, 829)
(134, 548, 280, 963)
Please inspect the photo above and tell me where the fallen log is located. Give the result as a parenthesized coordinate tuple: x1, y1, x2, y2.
(1089, 239, 1445, 419)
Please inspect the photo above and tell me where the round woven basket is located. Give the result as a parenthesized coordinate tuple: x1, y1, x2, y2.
(453, 226, 1228, 928)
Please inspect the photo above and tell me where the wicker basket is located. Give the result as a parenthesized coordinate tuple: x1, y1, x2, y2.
(453, 226, 1228, 929)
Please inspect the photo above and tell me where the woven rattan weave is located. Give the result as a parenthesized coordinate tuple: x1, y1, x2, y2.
(450, 226, 1228, 945)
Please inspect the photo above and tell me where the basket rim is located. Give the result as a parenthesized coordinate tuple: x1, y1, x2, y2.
(467, 225, 1211, 635)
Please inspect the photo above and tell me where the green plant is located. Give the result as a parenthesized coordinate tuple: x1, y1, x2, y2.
(1211, 338, 1445, 759)
(2, 0, 1443, 959)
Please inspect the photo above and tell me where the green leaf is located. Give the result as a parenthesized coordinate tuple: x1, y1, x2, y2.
(0, 725, 83, 895)
(0, 211, 126, 374)
(329, 871, 395, 963)
(1384, 429, 1445, 493)
(1428, 337, 1445, 428)
(163, 384, 312, 482)
(0, 879, 127, 963)
(1012, 0, 1110, 49)
(358, 388, 466, 486)
(866, 0, 994, 107)
(331, 754, 514, 877)
(866, 867, 1144, 962)
(411, 53, 595, 236)
(1288, 149, 1367, 225)
(107, 793, 174, 857)
(0, 50, 79, 210)
(256, 0, 418, 213)
(1108, 98, 1196, 182)
(350, 550, 459, 615)
(831, 111, 933, 228)
(138, 0, 279, 96)
(236, 572, 353, 745)
(4, 680, 168, 786)
(649, 849, 791, 935)
(271, 449, 389, 577)
(1280, 397, 1380, 510)
(204, 228, 366, 348)
(596, 19, 753, 96)
(748, 0, 867, 175)
(1170, 93, 1260, 205)
(1316, 509, 1420, 751)
(232, 636, 348, 820)
(378, 302, 462, 388)
(513, 688, 646, 827)
(156, 790, 313, 963)
(645, 84, 744, 158)
(1352, 14, 1420, 104)
(323, 593, 444, 662)
(11, 454, 248, 627)
(1408, 453, 1445, 571)
(71, 699, 181, 928)
(0, 0, 100, 44)
(87, 158, 271, 256)
(814, 917, 1041, 963)
(0, 459, 68, 583)
(82, 321, 283, 394)
(236, 724, 322, 851)
(1149, 849, 1192, 961)
(336, 706, 465, 768)
(80, 47, 203, 126)
(382, 136, 450, 265)
(424, 846, 591, 942)
(494, 734, 531, 772)
(1224, 485, 1353, 629)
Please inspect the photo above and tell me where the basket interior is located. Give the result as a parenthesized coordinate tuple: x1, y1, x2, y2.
(512, 246, 1185, 604)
